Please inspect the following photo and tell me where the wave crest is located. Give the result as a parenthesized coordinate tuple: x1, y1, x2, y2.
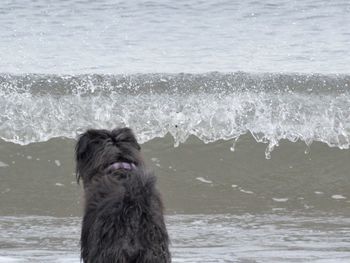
(1, 72, 350, 158)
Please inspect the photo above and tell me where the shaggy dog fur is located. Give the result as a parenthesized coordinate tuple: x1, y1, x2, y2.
(75, 128, 171, 263)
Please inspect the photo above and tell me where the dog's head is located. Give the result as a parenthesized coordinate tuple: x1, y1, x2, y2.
(75, 127, 142, 185)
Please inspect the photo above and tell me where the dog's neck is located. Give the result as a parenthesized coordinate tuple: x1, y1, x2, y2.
(107, 162, 136, 172)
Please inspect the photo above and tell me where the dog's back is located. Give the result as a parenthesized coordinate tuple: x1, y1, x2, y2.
(81, 169, 170, 263)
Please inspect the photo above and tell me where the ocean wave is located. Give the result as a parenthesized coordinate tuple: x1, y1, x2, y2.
(1, 72, 350, 158)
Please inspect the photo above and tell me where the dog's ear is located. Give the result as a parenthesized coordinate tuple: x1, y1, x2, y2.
(112, 128, 141, 150)
(76, 129, 108, 159)
(75, 131, 93, 183)
(76, 131, 91, 162)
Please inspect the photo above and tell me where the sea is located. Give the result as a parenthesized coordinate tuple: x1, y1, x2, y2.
(0, 0, 350, 262)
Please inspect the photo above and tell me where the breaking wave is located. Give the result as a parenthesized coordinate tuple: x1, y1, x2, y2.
(1, 72, 350, 158)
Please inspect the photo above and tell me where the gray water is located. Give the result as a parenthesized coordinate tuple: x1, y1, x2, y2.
(1, 0, 350, 262)
(1, 214, 350, 263)
(1, 136, 350, 262)
(0, 0, 350, 74)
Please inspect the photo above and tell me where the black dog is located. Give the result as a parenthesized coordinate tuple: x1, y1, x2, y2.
(75, 128, 171, 263)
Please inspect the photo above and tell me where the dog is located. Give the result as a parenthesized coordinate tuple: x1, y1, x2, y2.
(75, 127, 171, 263)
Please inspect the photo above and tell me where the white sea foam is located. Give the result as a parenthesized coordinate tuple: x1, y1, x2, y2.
(196, 177, 212, 184)
(239, 189, 254, 194)
(331, 195, 347, 200)
(272, 198, 289, 202)
(1, 73, 350, 159)
(0, 161, 9, 168)
(315, 191, 324, 195)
